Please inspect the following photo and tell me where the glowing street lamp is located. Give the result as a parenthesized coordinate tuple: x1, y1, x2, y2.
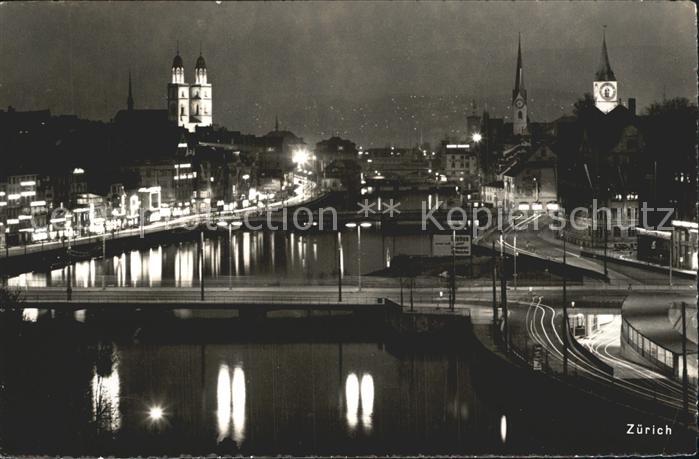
(148, 405, 164, 422)
(472, 132, 483, 143)
(292, 148, 310, 168)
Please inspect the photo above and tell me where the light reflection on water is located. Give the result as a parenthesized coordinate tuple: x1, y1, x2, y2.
(216, 364, 247, 444)
(360, 374, 374, 431)
(0, 337, 520, 456)
(216, 364, 231, 441)
(231, 366, 246, 444)
(500, 414, 507, 444)
(11, 230, 432, 287)
(345, 373, 359, 431)
(91, 351, 121, 432)
(345, 372, 375, 433)
(21, 308, 39, 322)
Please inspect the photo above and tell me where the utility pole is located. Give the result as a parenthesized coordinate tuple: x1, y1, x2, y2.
(337, 231, 342, 302)
(66, 237, 72, 302)
(199, 229, 205, 301)
(681, 301, 688, 423)
(500, 246, 508, 352)
(491, 241, 497, 327)
(101, 231, 107, 291)
(513, 234, 518, 290)
(409, 278, 414, 312)
(450, 229, 456, 311)
(356, 225, 362, 292)
(669, 231, 673, 286)
(562, 232, 568, 376)
(563, 233, 567, 304)
(228, 223, 233, 290)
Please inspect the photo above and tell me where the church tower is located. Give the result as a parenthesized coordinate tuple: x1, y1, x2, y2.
(593, 27, 619, 114)
(167, 46, 190, 127)
(512, 34, 528, 136)
(189, 51, 213, 129)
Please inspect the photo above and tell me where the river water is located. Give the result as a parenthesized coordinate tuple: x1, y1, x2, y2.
(9, 230, 437, 288)
(0, 316, 511, 456)
(1, 314, 692, 457)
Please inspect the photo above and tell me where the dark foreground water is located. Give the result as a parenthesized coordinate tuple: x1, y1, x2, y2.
(0, 312, 695, 457)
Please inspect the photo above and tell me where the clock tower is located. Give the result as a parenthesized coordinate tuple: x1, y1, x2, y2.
(593, 27, 619, 114)
(512, 34, 527, 136)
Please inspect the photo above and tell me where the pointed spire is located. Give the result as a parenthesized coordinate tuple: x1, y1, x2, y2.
(512, 33, 525, 102)
(275, 114, 279, 132)
(127, 71, 134, 111)
(176, 40, 180, 55)
(595, 26, 616, 81)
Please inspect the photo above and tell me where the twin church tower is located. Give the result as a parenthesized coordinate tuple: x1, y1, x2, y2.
(510, 28, 620, 136)
(167, 47, 213, 132)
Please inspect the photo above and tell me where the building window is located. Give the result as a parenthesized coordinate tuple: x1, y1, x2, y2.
(518, 111, 523, 120)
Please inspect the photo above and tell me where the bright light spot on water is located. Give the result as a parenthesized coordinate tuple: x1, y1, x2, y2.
(345, 373, 359, 431)
(74, 309, 86, 322)
(242, 232, 251, 274)
(360, 373, 374, 431)
(216, 364, 231, 440)
(92, 364, 121, 431)
(148, 247, 162, 287)
(148, 405, 164, 422)
(22, 308, 39, 322)
(231, 366, 246, 444)
(500, 414, 507, 443)
(175, 246, 194, 287)
(130, 250, 142, 287)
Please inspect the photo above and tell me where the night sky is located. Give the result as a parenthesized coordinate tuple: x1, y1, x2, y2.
(0, 1, 696, 146)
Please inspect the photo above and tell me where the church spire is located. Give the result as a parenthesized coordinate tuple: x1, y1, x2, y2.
(595, 26, 616, 81)
(512, 32, 525, 101)
(512, 33, 528, 136)
(127, 71, 134, 111)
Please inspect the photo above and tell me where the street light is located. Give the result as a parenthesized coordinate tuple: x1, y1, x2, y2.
(292, 148, 310, 169)
(513, 234, 517, 290)
(345, 221, 372, 292)
(472, 132, 483, 143)
(148, 405, 164, 422)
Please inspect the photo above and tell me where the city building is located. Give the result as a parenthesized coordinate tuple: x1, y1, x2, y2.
(315, 136, 358, 168)
(360, 146, 430, 182)
(441, 142, 479, 184)
(500, 143, 558, 211)
(481, 180, 512, 209)
(260, 119, 306, 176)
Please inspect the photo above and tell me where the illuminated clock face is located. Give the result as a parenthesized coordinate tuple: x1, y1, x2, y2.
(599, 82, 617, 101)
(514, 98, 524, 109)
